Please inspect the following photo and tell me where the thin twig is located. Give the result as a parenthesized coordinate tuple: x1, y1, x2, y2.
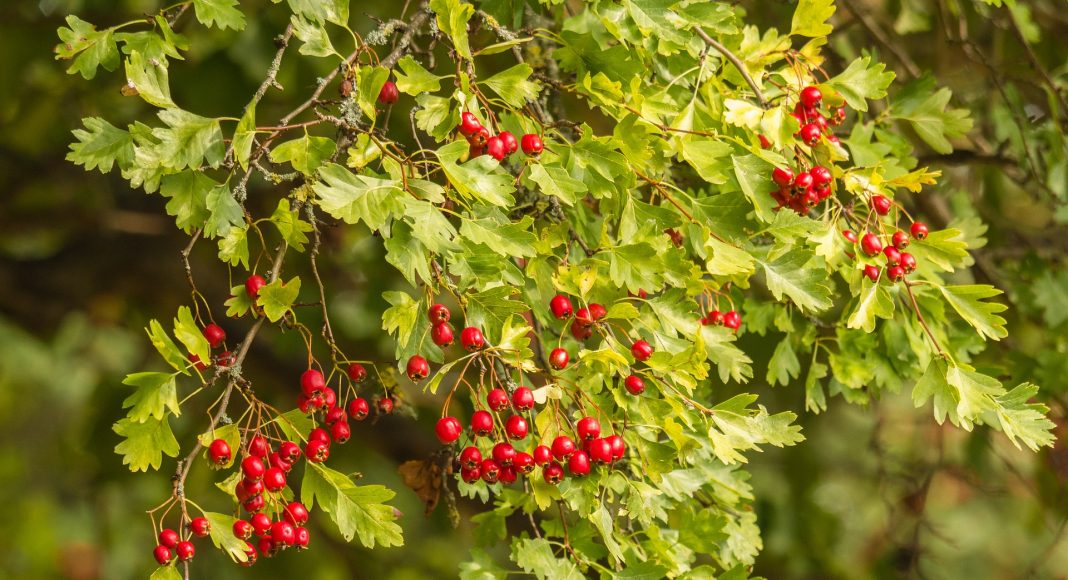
(694, 27, 767, 107)
(1005, 7, 1068, 122)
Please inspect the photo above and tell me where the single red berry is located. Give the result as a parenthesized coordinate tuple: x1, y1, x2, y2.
(861, 233, 883, 256)
(459, 446, 482, 470)
(520, 134, 544, 156)
(325, 406, 346, 426)
(810, 165, 832, 187)
(470, 126, 490, 147)
(589, 438, 613, 464)
(871, 195, 892, 215)
(468, 143, 485, 159)
(910, 222, 929, 240)
(459, 112, 482, 137)
(263, 467, 287, 492)
(884, 246, 902, 266)
(208, 439, 231, 466)
(330, 421, 351, 444)
(202, 323, 226, 348)
(707, 310, 725, 326)
(305, 439, 330, 463)
(589, 303, 607, 321)
(294, 527, 310, 549)
(624, 374, 645, 395)
(176, 541, 195, 562)
(800, 85, 823, 108)
(242, 456, 265, 481)
(460, 327, 485, 351)
(406, 355, 430, 381)
(888, 265, 906, 282)
(793, 172, 814, 191)
(233, 519, 254, 540)
(759, 134, 772, 149)
(471, 410, 494, 437)
(631, 340, 654, 362)
(348, 397, 369, 421)
(570, 320, 592, 341)
(549, 348, 569, 370)
(487, 388, 509, 412)
(248, 434, 271, 458)
(576, 417, 601, 441)
(606, 434, 625, 460)
(214, 351, 235, 367)
(481, 459, 501, 483)
(377, 397, 395, 415)
(428, 303, 451, 324)
(772, 166, 794, 187)
(279, 441, 301, 464)
(241, 542, 258, 566)
(189, 516, 210, 537)
(514, 452, 535, 474)
(283, 502, 309, 527)
(251, 513, 272, 537)
(500, 465, 518, 485)
(324, 387, 337, 411)
(499, 131, 519, 155)
(377, 80, 399, 104)
(159, 529, 179, 549)
(724, 311, 741, 330)
(271, 520, 296, 546)
(268, 452, 292, 473)
(815, 185, 832, 200)
(460, 466, 481, 483)
(512, 386, 535, 410)
(575, 307, 593, 326)
(435, 416, 463, 444)
(803, 188, 820, 206)
(543, 462, 564, 485)
(300, 369, 325, 397)
(257, 537, 275, 558)
(431, 322, 455, 347)
(842, 230, 859, 244)
(900, 252, 917, 273)
(549, 294, 573, 319)
(153, 545, 173, 565)
(551, 435, 576, 460)
(241, 478, 264, 499)
(492, 442, 517, 466)
(533, 445, 552, 465)
(827, 134, 841, 144)
(863, 265, 881, 282)
(486, 136, 507, 161)
(892, 231, 910, 250)
(245, 275, 267, 299)
(188, 353, 208, 371)
(347, 362, 367, 383)
(568, 450, 591, 476)
(310, 427, 330, 445)
(505, 415, 529, 440)
(242, 494, 265, 514)
(800, 123, 822, 145)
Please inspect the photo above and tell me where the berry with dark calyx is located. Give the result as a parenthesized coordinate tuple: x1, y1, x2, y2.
(153, 545, 172, 565)
(576, 417, 601, 441)
(245, 275, 267, 299)
(521, 133, 544, 156)
(543, 462, 565, 485)
(549, 348, 569, 370)
(377, 80, 398, 105)
(271, 520, 296, 547)
(176, 541, 195, 562)
(773, 166, 794, 187)
(512, 386, 535, 410)
(892, 231, 910, 250)
(793, 171, 814, 191)
(214, 351, 235, 367)
(480, 459, 501, 483)
(589, 438, 613, 464)
(492, 442, 517, 466)
(606, 434, 626, 460)
(832, 106, 847, 124)
(568, 450, 591, 476)
(468, 143, 485, 159)
(589, 303, 607, 321)
(570, 320, 593, 341)
(347, 363, 367, 383)
(241, 478, 264, 499)
(325, 406, 346, 426)
(283, 502, 309, 527)
(842, 230, 859, 244)
(487, 388, 509, 411)
(348, 397, 370, 421)
(431, 322, 455, 348)
(514, 452, 535, 474)
(279, 441, 301, 463)
(330, 421, 351, 444)
(243, 494, 266, 514)
(505, 415, 529, 440)
(549, 294, 573, 319)
(624, 374, 645, 395)
(499, 131, 519, 155)
(258, 538, 275, 558)
(575, 307, 593, 326)
(815, 185, 832, 200)
(459, 112, 482, 137)
(428, 303, 451, 324)
(305, 439, 330, 463)
(533, 445, 552, 465)
(500, 466, 518, 485)
(435, 416, 463, 444)
(911, 222, 929, 240)
(159, 529, 179, 549)
(310, 427, 330, 445)
(251, 513, 272, 536)
(888, 265, 906, 282)
(811, 165, 832, 187)
(377, 397, 395, 415)
(724, 311, 741, 330)
(202, 323, 226, 348)
(803, 188, 820, 206)
(861, 233, 883, 256)
(884, 246, 902, 266)
(800, 85, 823, 108)
(460, 467, 481, 483)
(406, 355, 430, 381)
(470, 126, 490, 147)
(233, 519, 254, 540)
(242, 456, 265, 481)
(300, 369, 325, 397)
(263, 467, 287, 492)
(864, 265, 881, 282)
(707, 310, 725, 326)
(459, 446, 482, 470)
(486, 136, 507, 161)
(551, 435, 576, 460)
(471, 410, 494, 437)
(294, 527, 310, 549)
(189, 516, 210, 537)
(460, 327, 485, 351)
(900, 252, 917, 273)
(208, 439, 231, 466)
(871, 195, 892, 215)
(241, 542, 258, 566)
(800, 123, 822, 145)
(631, 340, 654, 362)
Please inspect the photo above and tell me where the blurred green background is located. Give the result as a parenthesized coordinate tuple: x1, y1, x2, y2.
(1, 0, 1065, 578)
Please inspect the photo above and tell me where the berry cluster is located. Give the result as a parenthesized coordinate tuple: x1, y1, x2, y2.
(152, 517, 210, 566)
(843, 219, 928, 283)
(767, 85, 847, 214)
(458, 111, 543, 161)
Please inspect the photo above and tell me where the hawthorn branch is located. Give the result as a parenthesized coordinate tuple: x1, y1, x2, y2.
(694, 27, 767, 108)
(223, 24, 295, 166)
(380, 7, 431, 70)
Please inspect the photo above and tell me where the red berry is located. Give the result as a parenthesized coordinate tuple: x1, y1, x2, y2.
(505, 415, 529, 440)
(589, 438, 613, 463)
(500, 466, 518, 485)
(257, 537, 275, 558)
(242, 494, 265, 513)
(242, 456, 265, 481)
(323, 387, 338, 409)
(575, 307, 593, 326)
(512, 386, 535, 410)
(521, 134, 544, 156)
(208, 439, 231, 466)
(549, 348, 569, 370)
(759, 134, 772, 149)
(245, 275, 267, 299)
(159, 529, 179, 549)
(567, 450, 591, 476)
(347, 362, 367, 383)
(533, 445, 552, 465)
(631, 340, 653, 362)
(888, 265, 906, 282)
(435, 416, 463, 444)
(459, 446, 482, 470)
(271, 520, 296, 546)
(468, 143, 485, 159)
(241, 542, 257, 566)
(799, 123, 822, 145)
(428, 303, 451, 323)
(624, 374, 645, 395)
(233, 519, 254, 540)
(570, 320, 593, 340)
(487, 388, 509, 411)
(279, 441, 301, 463)
(251, 513, 272, 536)
(863, 265, 881, 282)
(492, 442, 517, 466)
(772, 166, 794, 187)
(377, 80, 399, 105)
(377, 397, 395, 415)
(499, 131, 519, 154)
(269, 452, 292, 473)
(153, 545, 172, 565)
(305, 439, 330, 463)
(900, 252, 917, 273)
(884, 246, 902, 266)
(606, 434, 625, 460)
(406, 355, 430, 381)
(348, 397, 370, 421)
(263, 467, 286, 492)
(793, 172, 814, 191)
(431, 322, 455, 347)
(815, 185, 832, 200)
(861, 233, 883, 256)
(892, 231, 910, 250)
(330, 421, 351, 444)
(551, 435, 576, 460)
(188, 353, 208, 371)
(810, 165, 832, 187)
(576, 417, 601, 441)
(325, 406, 346, 426)
(461, 327, 485, 351)
(543, 462, 564, 485)
(241, 478, 263, 499)
(910, 222, 929, 240)
(294, 527, 310, 549)
(471, 410, 494, 437)
(707, 310, 725, 326)
(189, 516, 210, 537)
(283, 502, 309, 527)
(176, 541, 195, 562)
(215, 351, 235, 367)
(589, 303, 607, 321)
(460, 467, 481, 483)
(549, 294, 573, 319)
(871, 195, 892, 215)
(842, 230, 858, 244)
(202, 323, 226, 348)
(803, 188, 820, 206)
(470, 126, 490, 147)
(514, 452, 535, 474)
(459, 112, 482, 137)
(300, 369, 325, 397)
(800, 85, 823, 108)
(480, 459, 501, 483)
(249, 434, 271, 458)
(724, 311, 741, 330)
(309, 427, 330, 445)
(486, 136, 507, 161)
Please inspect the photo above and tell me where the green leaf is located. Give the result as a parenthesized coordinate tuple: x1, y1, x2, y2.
(758, 249, 834, 313)
(150, 566, 182, 580)
(113, 416, 180, 472)
(891, 77, 973, 154)
(302, 463, 403, 548)
(790, 0, 836, 37)
(526, 162, 587, 205)
(704, 237, 756, 278)
(437, 141, 516, 207)
(192, 0, 246, 30)
(682, 138, 733, 185)
(567, 127, 633, 198)
(414, 94, 459, 140)
(121, 372, 180, 422)
(232, 104, 256, 171)
(991, 383, 1056, 451)
(465, 286, 529, 342)
(1032, 270, 1068, 327)
(153, 109, 224, 169)
(908, 227, 969, 272)
(269, 199, 312, 253)
(314, 163, 406, 231)
(847, 280, 895, 332)
(429, 0, 475, 60)
(606, 243, 662, 293)
(394, 55, 445, 95)
(115, 17, 188, 63)
(274, 408, 314, 442)
(460, 213, 537, 258)
(55, 15, 120, 79)
(224, 284, 254, 318)
(767, 339, 800, 387)
(147, 320, 189, 374)
(937, 284, 1008, 341)
(700, 326, 754, 383)
(204, 183, 243, 238)
(287, 0, 349, 24)
(512, 538, 584, 580)
(67, 117, 134, 173)
(826, 57, 895, 112)
(174, 306, 211, 365)
(357, 66, 390, 120)
(708, 394, 804, 464)
(481, 63, 541, 106)
(258, 277, 301, 322)
(945, 364, 1003, 421)
(270, 135, 337, 175)
(218, 226, 250, 270)
(160, 171, 213, 233)
(204, 512, 250, 562)
(125, 50, 175, 108)
(732, 154, 778, 222)
(291, 15, 335, 57)
(384, 222, 434, 285)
